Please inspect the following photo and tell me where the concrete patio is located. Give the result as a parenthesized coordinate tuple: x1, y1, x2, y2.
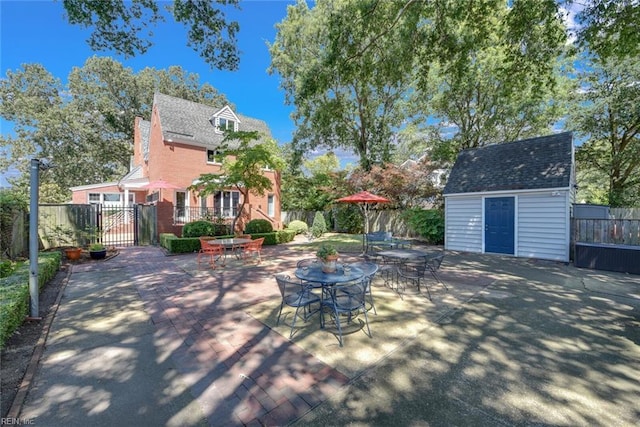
(13, 241, 640, 426)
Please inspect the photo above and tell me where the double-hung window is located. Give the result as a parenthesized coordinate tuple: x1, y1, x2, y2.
(267, 194, 275, 217)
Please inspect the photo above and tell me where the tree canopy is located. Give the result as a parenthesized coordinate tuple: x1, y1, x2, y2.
(269, 0, 419, 171)
(62, 0, 241, 70)
(0, 57, 229, 201)
(569, 55, 640, 207)
(187, 131, 284, 232)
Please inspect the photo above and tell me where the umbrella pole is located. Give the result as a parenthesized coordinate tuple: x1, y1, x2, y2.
(362, 203, 368, 254)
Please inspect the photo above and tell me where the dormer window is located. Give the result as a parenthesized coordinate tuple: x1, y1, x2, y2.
(211, 105, 241, 134)
(218, 118, 236, 132)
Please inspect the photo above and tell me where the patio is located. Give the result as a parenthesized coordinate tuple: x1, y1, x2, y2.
(16, 238, 640, 426)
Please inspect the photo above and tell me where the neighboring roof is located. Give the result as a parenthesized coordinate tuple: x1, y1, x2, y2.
(69, 181, 120, 191)
(153, 93, 272, 149)
(119, 165, 143, 182)
(443, 132, 573, 195)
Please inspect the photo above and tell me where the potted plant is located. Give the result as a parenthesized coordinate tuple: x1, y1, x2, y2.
(317, 244, 339, 273)
(88, 243, 107, 260)
(48, 224, 82, 261)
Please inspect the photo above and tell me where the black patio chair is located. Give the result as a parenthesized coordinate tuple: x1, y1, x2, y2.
(427, 254, 448, 291)
(397, 254, 448, 300)
(275, 274, 321, 339)
(349, 261, 379, 314)
(320, 279, 372, 347)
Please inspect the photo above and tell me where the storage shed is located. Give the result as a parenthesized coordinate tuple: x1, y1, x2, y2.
(443, 132, 575, 262)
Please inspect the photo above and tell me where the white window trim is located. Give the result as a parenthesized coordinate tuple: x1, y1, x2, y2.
(207, 149, 224, 164)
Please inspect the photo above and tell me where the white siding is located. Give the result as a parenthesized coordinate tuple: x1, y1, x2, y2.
(445, 196, 483, 253)
(517, 192, 569, 262)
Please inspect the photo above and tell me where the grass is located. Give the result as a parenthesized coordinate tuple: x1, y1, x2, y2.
(291, 232, 365, 254)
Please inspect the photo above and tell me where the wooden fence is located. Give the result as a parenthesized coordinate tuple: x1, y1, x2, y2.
(573, 219, 640, 246)
(282, 209, 421, 238)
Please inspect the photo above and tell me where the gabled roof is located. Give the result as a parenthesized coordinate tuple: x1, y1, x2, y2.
(443, 132, 573, 195)
(153, 93, 272, 149)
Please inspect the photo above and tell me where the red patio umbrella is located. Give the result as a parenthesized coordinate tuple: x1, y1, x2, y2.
(336, 191, 390, 252)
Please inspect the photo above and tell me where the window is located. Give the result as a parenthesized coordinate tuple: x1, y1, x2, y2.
(218, 118, 235, 132)
(176, 191, 186, 221)
(146, 192, 159, 203)
(267, 194, 275, 217)
(88, 193, 100, 204)
(103, 193, 121, 202)
(207, 149, 224, 164)
(214, 191, 239, 218)
(200, 196, 208, 216)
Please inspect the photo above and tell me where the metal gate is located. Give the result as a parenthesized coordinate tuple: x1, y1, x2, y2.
(95, 204, 157, 246)
(39, 204, 157, 248)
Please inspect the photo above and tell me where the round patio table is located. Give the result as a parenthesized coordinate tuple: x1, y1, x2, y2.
(206, 238, 253, 262)
(295, 263, 364, 286)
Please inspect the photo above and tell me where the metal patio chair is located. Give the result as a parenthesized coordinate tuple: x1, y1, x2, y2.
(275, 274, 321, 339)
(320, 279, 372, 347)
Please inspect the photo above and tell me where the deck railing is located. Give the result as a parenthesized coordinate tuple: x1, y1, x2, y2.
(173, 207, 235, 230)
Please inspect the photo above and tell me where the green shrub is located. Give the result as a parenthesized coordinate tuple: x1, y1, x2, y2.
(182, 220, 216, 237)
(311, 211, 327, 237)
(334, 205, 363, 234)
(1, 251, 61, 348)
(167, 237, 201, 253)
(245, 219, 273, 234)
(0, 260, 17, 278)
(276, 229, 296, 243)
(159, 233, 177, 249)
(401, 208, 445, 244)
(286, 220, 308, 235)
(246, 232, 278, 245)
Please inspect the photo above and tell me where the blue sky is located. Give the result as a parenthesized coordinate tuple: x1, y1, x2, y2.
(0, 0, 310, 186)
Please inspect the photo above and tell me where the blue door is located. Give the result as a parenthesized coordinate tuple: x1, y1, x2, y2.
(485, 197, 515, 255)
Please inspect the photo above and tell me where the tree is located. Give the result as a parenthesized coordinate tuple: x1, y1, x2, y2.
(412, 0, 572, 162)
(572, 0, 640, 60)
(270, 0, 572, 169)
(269, 0, 419, 171)
(347, 161, 440, 209)
(0, 57, 229, 202)
(62, 0, 241, 70)
(188, 131, 284, 232)
(569, 56, 640, 207)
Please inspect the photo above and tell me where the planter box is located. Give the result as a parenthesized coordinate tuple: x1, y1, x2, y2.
(574, 242, 640, 275)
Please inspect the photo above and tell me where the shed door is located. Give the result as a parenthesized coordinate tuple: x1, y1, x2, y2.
(485, 197, 515, 255)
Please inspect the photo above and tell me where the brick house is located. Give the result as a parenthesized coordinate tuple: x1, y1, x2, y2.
(70, 93, 282, 236)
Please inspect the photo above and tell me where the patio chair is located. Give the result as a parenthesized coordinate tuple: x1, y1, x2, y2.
(232, 234, 252, 258)
(198, 237, 224, 269)
(397, 255, 448, 300)
(321, 278, 372, 347)
(364, 253, 397, 291)
(297, 258, 319, 268)
(241, 237, 265, 263)
(427, 254, 448, 291)
(275, 274, 321, 339)
(349, 261, 378, 314)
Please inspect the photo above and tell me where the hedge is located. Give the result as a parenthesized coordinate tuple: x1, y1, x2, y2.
(160, 230, 296, 254)
(0, 251, 61, 348)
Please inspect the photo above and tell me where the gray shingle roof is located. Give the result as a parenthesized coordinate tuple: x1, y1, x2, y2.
(443, 132, 573, 195)
(153, 93, 272, 149)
